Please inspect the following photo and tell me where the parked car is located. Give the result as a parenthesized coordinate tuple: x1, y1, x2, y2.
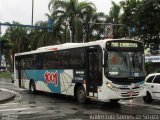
(0, 67, 7, 72)
(143, 73, 160, 103)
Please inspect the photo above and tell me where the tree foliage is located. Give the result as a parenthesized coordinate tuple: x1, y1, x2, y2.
(120, 0, 160, 46)
(48, 0, 96, 42)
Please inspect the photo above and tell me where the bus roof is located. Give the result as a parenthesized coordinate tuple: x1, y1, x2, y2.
(15, 39, 141, 56)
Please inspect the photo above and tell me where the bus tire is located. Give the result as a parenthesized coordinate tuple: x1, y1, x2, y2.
(143, 92, 152, 104)
(76, 85, 87, 104)
(29, 80, 36, 94)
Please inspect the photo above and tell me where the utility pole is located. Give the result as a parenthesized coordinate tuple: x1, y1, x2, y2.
(31, 0, 34, 25)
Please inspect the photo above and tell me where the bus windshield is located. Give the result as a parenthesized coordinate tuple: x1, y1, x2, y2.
(106, 51, 144, 78)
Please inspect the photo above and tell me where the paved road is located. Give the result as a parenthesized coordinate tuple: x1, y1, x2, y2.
(0, 79, 160, 120)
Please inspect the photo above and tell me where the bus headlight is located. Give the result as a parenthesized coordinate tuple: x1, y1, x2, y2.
(106, 82, 119, 91)
(106, 82, 112, 88)
(140, 84, 146, 90)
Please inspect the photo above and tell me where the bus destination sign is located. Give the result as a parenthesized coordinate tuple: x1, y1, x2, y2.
(111, 42, 138, 48)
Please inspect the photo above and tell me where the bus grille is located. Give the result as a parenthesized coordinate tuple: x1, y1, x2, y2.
(119, 87, 140, 90)
(121, 91, 139, 97)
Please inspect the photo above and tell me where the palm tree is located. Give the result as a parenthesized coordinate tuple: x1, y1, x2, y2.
(30, 21, 55, 49)
(4, 22, 30, 53)
(108, 1, 122, 38)
(3, 22, 30, 71)
(84, 12, 109, 42)
(48, 0, 96, 43)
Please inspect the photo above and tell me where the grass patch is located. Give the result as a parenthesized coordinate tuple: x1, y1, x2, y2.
(0, 71, 12, 78)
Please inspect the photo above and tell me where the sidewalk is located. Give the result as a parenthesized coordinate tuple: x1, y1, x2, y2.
(0, 89, 15, 103)
(0, 77, 13, 83)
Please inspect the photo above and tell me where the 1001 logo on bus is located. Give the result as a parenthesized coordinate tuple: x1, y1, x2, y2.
(44, 71, 58, 86)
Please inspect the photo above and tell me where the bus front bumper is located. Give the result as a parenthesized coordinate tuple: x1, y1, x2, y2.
(97, 85, 146, 101)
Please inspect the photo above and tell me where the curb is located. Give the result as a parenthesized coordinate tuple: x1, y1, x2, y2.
(0, 89, 15, 104)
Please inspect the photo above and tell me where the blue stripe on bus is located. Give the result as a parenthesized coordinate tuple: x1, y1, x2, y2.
(24, 70, 64, 93)
(138, 81, 145, 84)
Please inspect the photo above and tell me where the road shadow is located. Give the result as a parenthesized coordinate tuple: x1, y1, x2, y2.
(26, 90, 123, 113)
(22, 90, 160, 114)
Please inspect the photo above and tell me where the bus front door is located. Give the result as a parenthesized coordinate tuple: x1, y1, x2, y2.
(86, 48, 100, 97)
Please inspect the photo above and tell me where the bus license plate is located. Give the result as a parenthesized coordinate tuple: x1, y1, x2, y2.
(128, 92, 135, 95)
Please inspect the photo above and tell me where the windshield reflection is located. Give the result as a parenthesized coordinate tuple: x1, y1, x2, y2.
(106, 52, 144, 78)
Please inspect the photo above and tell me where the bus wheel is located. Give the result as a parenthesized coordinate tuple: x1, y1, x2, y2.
(76, 86, 86, 104)
(143, 92, 152, 104)
(29, 80, 36, 94)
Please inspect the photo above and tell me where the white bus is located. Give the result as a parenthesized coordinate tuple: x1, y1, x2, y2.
(14, 39, 146, 103)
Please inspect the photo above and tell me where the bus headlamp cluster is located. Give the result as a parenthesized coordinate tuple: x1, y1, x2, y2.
(106, 82, 146, 91)
(139, 84, 146, 90)
(106, 82, 120, 91)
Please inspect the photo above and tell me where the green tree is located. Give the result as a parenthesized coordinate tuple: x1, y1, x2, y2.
(1, 37, 14, 71)
(87, 12, 109, 41)
(120, 0, 142, 38)
(109, 1, 122, 38)
(4, 22, 30, 53)
(30, 21, 55, 50)
(48, 0, 96, 43)
(136, 0, 160, 47)
(120, 0, 160, 47)
(2, 22, 30, 71)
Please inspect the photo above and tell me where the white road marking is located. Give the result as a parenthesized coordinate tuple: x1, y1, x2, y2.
(0, 107, 44, 112)
(22, 114, 66, 120)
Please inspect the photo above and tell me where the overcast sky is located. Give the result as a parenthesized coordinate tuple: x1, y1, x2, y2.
(0, 0, 121, 33)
